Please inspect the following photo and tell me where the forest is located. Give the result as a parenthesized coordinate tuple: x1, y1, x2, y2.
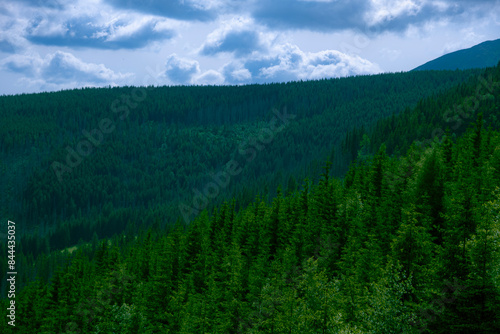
(1, 68, 482, 290)
(0, 62, 499, 333)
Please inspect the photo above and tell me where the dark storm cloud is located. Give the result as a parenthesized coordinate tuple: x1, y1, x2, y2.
(444, 0, 500, 16)
(0, 39, 17, 53)
(242, 56, 282, 79)
(450, 0, 499, 4)
(373, 0, 499, 33)
(17, 0, 64, 9)
(25, 16, 175, 50)
(250, 0, 499, 33)
(368, 2, 440, 33)
(1, 55, 37, 76)
(251, 0, 369, 32)
(201, 30, 264, 57)
(104, 0, 216, 21)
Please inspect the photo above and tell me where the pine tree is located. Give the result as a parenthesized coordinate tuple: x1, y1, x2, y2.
(464, 188, 500, 332)
(413, 147, 446, 245)
(390, 205, 434, 302)
(16, 278, 48, 332)
(441, 128, 454, 182)
(440, 180, 477, 281)
(366, 261, 418, 334)
(471, 113, 483, 169)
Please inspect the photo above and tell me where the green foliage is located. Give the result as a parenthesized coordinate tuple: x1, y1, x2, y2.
(2, 64, 500, 333)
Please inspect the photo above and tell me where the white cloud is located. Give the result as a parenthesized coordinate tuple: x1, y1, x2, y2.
(42, 51, 132, 83)
(0, 5, 29, 53)
(1, 51, 133, 90)
(368, 0, 423, 26)
(195, 69, 225, 85)
(199, 17, 273, 56)
(0, 33, 27, 54)
(1, 53, 42, 76)
(442, 29, 484, 54)
(230, 68, 252, 81)
(165, 53, 201, 84)
(222, 42, 382, 84)
(379, 47, 402, 61)
(25, 13, 176, 49)
(305, 50, 382, 79)
(0, 0, 499, 94)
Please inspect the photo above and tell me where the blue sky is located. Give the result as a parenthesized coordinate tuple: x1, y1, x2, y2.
(0, 0, 499, 95)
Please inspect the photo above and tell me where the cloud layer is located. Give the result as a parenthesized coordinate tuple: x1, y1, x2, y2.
(1, 51, 132, 89)
(251, 0, 499, 33)
(165, 54, 201, 84)
(223, 44, 382, 85)
(104, 0, 217, 21)
(0, 0, 498, 94)
(25, 15, 176, 50)
(166, 42, 382, 86)
(201, 29, 264, 57)
(252, 0, 370, 32)
(5, 0, 497, 52)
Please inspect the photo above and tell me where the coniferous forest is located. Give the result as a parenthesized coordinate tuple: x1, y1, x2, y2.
(1, 62, 500, 333)
(1, 69, 481, 285)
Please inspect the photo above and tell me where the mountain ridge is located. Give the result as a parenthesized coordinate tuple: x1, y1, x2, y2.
(413, 38, 500, 71)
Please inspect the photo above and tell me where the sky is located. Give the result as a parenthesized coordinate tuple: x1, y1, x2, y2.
(0, 0, 499, 95)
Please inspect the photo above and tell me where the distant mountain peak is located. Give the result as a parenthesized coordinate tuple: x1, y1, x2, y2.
(413, 38, 500, 71)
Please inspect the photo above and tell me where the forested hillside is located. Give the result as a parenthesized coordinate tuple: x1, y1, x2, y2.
(343, 62, 500, 160)
(0, 69, 482, 294)
(413, 38, 500, 71)
(2, 80, 500, 332)
(1, 63, 499, 333)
